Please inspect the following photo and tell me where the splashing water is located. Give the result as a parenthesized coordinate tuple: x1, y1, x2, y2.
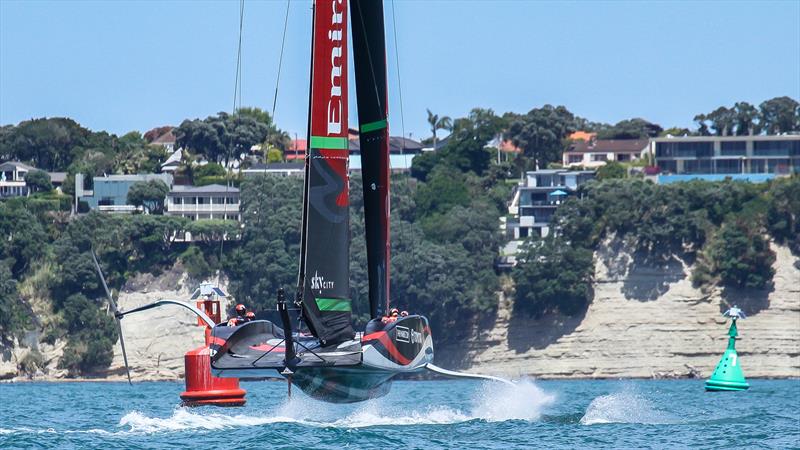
(580, 387, 672, 425)
(117, 379, 555, 433)
(472, 378, 556, 421)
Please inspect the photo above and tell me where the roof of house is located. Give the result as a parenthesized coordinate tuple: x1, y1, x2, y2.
(152, 129, 177, 144)
(161, 148, 182, 168)
(0, 161, 37, 171)
(568, 131, 597, 142)
(348, 136, 423, 154)
(170, 184, 239, 194)
(94, 173, 172, 183)
(592, 139, 649, 152)
(289, 138, 308, 152)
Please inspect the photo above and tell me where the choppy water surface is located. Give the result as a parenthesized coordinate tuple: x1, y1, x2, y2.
(1, 379, 798, 448)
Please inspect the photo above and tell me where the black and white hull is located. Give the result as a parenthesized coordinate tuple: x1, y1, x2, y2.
(210, 315, 433, 403)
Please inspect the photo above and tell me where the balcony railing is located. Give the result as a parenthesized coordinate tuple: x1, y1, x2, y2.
(167, 204, 240, 213)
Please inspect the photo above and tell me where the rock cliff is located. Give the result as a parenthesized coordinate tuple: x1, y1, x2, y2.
(461, 242, 800, 379)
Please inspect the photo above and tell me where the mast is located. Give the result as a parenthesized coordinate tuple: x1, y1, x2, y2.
(351, 0, 390, 319)
(297, 0, 353, 345)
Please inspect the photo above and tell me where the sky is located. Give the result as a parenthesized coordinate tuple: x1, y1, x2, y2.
(1, 0, 799, 141)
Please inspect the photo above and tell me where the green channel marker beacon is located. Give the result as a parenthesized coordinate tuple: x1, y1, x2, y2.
(705, 305, 749, 392)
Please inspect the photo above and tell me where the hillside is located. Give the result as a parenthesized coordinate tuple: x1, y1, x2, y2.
(460, 241, 799, 379)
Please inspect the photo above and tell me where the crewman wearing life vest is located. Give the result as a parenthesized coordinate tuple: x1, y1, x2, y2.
(227, 303, 248, 326)
(381, 308, 400, 324)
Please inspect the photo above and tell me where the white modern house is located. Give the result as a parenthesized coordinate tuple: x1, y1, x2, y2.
(562, 138, 649, 168)
(0, 161, 34, 198)
(498, 169, 595, 269)
(165, 184, 241, 221)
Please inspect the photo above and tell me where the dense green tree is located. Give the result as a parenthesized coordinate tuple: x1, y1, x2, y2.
(693, 113, 711, 136)
(659, 127, 692, 137)
(0, 263, 27, 340)
(412, 108, 502, 180)
(766, 177, 800, 254)
(0, 204, 48, 277)
(187, 220, 240, 244)
(414, 167, 470, 216)
(0, 118, 94, 171)
(115, 132, 165, 174)
(694, 220, 775, 289)
(733, 101, 761, 136)
(759, 96, 800, 134)
(175, 108, 289, 165)
(706, 106, 736, 136)
(596, 161, 627, 180)
(24, 170, 53, 193)
(127, 179, 170, 214)
(505, 105, 576, 169)
(513, 238, 594, 318)
(597, 118, 663, 140)
(180, 245, 213, 280)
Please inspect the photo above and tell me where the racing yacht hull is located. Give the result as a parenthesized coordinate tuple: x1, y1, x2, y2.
(210, 315, 433, 403)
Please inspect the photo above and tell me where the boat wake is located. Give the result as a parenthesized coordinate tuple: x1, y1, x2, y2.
(115, 379, 555, 433)
(580, 387, 673, 425)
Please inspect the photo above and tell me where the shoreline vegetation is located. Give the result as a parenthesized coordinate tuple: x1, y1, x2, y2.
(2, 99, 799, 381)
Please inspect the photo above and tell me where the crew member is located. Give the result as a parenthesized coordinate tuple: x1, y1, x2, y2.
(245, 311, 256, 322)
(227, 303, 248, 326)
(400, 310, 409, 317)
(381, 308, 400, 324)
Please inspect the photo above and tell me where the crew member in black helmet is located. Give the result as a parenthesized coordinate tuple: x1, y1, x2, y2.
(228, 303, 248, 326)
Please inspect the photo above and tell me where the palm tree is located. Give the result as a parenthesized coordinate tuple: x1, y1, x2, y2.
(426, 108, 452, 150)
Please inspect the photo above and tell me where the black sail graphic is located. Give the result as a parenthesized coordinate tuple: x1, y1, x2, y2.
(298, 0, 354, 345)
(352, 0, 391, 319)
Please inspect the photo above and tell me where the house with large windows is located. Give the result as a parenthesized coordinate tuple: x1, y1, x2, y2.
(651, 135, 800, 183)
(0, 161, 34, 198)
(77, 173, 173, 212)
(165, 184, 240, 221)
(498, 169, 595, 268)
(563, 138, 649, 168)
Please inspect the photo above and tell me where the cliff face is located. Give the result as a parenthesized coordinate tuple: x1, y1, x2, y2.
(462, 241, 800, 379)
(3, 243, 798, 382)
(0, 264, 231, 382)
(103, 268, 232, 381)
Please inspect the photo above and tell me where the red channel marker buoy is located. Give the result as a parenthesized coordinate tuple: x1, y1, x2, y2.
(179, 289, 246, 407)
(180, 346, 246, 407)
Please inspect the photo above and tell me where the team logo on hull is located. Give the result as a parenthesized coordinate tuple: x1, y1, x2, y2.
(395, 326, 423, 344)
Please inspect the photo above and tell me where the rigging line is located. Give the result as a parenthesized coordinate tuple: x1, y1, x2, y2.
(390, 0, 408, 163)
(223, 0, 245, 265)
(233, 0, 245, 113)
(272, 0, 291, 119)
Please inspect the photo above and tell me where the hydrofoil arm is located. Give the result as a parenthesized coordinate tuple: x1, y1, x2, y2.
(425, 364, 515, 386)
(116, 299, 216, 328)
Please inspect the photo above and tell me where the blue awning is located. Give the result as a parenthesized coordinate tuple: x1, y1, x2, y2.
(549, 189, 568, 196)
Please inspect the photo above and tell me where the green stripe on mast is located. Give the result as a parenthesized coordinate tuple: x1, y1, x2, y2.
(316, 298, 352, 312)
(360, 118, 388, 133)
(310, 136, 349, 150)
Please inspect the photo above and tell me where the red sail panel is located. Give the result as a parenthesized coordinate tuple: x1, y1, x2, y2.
(299, 0, 353, 345)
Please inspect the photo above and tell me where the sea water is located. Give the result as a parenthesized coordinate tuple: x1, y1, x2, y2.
(0, 379, 798, 449)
